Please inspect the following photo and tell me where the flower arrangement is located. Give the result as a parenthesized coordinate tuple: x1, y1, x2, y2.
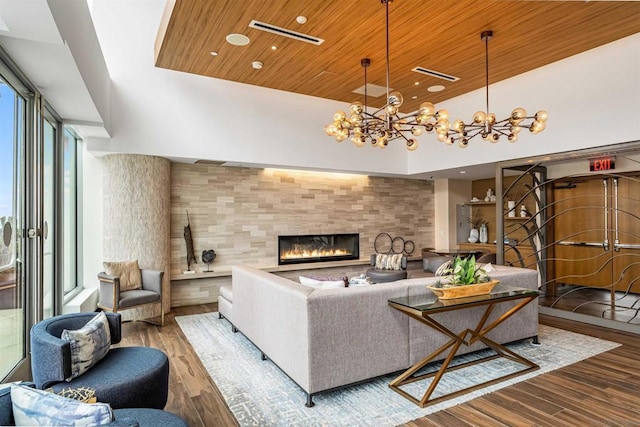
(431, 256, 490, 288)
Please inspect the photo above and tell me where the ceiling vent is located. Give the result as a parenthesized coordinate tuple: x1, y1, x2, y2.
(352, 83, 389, 98)
(249, 20, 324, 45)
(412, 67, 459, 82)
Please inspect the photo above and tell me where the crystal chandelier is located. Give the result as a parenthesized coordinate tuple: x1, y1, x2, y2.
(440, 30, 548, 148)
(324, 0, 447, 152)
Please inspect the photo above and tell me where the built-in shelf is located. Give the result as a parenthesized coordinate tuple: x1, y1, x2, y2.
(170, 256, 422, 281)
(466, 201, 496, 206)
(505, 216, 532, 220)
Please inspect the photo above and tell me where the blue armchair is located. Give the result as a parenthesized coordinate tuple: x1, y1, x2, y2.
(30, 312, 169, 409)
(0, 382, 187, 427)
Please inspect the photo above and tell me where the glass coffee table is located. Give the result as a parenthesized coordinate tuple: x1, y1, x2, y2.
(388, 285, 539, 407)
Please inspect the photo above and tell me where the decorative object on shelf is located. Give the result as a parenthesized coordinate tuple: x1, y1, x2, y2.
(438, 30, 548, 148)
(324, 0, 445, 152)
(202, 249, 216, 272)
(467, 208, 483, 243)
(183, 210, 197, 273)
(484, 189, 493, 202)
(507, 200, 517, 218)
(427, 256, 499, 299)
(470, 197, 480, 203)
(520, 205, 529, 218)
(479, 223, 488, 243)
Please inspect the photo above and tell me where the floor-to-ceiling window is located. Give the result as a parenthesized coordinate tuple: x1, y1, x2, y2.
(0, 48, 81, 382)
(0, 70, 26, 380)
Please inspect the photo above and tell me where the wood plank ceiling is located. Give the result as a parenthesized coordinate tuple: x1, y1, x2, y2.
(155, 0, 640, 113)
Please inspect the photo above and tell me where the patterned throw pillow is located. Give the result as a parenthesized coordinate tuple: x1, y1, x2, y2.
(375, 254, 404, 270)
(61, 312, 112, 381)
(11, 384, 113, 426)
(103, 259, 142, 291)
(434, 260, 452, 277)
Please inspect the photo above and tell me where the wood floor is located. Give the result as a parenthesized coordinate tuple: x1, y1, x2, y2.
(120, 304, 640, 427)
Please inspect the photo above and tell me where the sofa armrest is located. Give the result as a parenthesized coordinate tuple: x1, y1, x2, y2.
(30, 324, 72, 389)
(98, 273, 121, 312)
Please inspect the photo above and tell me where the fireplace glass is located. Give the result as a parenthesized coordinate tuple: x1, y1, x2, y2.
(278, 234, 359, 265)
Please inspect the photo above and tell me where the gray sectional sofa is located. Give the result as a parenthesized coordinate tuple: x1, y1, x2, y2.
(224, 264, 539, 406)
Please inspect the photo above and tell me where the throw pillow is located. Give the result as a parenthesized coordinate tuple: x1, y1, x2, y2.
(46, 387, 97, 404)
(481, 262, 496, 272)
(11, 384, 113, 426)
(103, 259, 142, 291)
(434, 260, 452, 277)
(299, 276, 347, 289)
(61, 312, 111, 381)
(375, 254, 404, 270)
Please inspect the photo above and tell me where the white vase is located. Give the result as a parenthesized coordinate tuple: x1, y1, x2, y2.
(479, 224, 488, 243)
(507, 201, 516, 218)
(468, 228, 479, 243)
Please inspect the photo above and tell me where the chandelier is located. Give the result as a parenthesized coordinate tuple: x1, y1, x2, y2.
(440, 30, 548, 148)
(324, 0, 447, 151)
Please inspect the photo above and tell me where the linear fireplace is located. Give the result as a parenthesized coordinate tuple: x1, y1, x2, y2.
(278, 233, 360, 265)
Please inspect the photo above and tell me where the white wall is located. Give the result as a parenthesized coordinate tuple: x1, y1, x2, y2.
(408, 33, 640, 176)
(81, 142, 103, 289)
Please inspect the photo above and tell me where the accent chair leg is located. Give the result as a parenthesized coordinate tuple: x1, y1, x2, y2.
(232, 325, 238, 333)
(305, 394, 314, 408)
(261, 352, 267, 361)
(531, 335, 540, 346)
(219, 312, 223, 319)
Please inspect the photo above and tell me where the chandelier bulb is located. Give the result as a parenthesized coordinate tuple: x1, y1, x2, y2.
(389, 91, 403, 107)
(436, 109, 449, 120)
(349, 102, 364, 114)
(508, 133, 518, 143)
(411, 127, 422, 136)
(535, 110, 548, 122)
(418, 102, 436, 117)
(406, 138, 418, 151)
(333, 111, 346, 121)
(473, 111, 486, 124)
(458, 139, 469, 148)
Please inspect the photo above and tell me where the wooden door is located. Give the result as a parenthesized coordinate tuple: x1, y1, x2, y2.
(611, 176, 640, 293)
(553, 178, 612, 289)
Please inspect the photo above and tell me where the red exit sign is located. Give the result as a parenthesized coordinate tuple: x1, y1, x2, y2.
(590, 157, 615, 171)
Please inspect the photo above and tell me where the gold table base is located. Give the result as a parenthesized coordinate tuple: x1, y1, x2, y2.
(389, 295, 539, 408)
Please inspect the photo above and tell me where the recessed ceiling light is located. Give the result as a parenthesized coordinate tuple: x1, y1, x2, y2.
(427, 84, 446, 92)
(414, 81, 420, 86)
(252, 61, 263, 70)
(459, 170, 466, 174)
(296, 16, 307, 24)
(226, 33, 250, 46)
(209, 51, 218, 56)
(412, 95, 418, 99)
(271, 45, 277, 51)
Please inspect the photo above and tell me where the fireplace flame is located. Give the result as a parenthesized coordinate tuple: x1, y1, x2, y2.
(281, 248, 352, 260)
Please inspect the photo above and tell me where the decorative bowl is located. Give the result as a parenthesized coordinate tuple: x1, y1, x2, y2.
(427, 280, 500, 300)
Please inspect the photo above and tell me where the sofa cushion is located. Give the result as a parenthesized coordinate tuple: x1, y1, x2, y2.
(61, 312, 111, 381)
(11, 384, 114, 426)
(103, 260, 142, 291)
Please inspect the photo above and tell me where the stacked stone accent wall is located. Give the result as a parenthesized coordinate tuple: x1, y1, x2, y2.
(103, 154, 171, 317)
(170, 164, 434, 276)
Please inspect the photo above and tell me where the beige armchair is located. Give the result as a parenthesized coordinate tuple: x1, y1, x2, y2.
(97, 268, 164, 326)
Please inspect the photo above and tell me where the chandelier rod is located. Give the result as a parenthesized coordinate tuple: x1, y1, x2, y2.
(384, 0, 391, 130)
(482, 30, 493, 133)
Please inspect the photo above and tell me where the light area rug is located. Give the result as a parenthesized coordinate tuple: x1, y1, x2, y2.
(176, 313, 620, 427)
